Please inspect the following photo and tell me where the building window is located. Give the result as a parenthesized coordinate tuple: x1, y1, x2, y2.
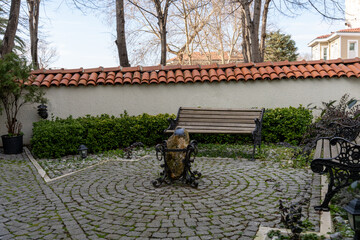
(348, 40, 358, 58)
(322, 47, 328, 60)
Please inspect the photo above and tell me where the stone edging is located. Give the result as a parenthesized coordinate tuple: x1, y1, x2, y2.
(254, 175, 332, 239)
(24, 147, 150, 183)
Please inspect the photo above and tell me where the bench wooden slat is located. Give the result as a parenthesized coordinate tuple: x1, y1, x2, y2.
(177, 121, 256, 128)
(314, 139, 323, 159)
(323, 139, 331, 159)
(179, 118, 256, 124)
(180, 107, 262, 112)
(166, 129, 253, 134)
(330, 143, 339, 158)
(179, 114, 258, 120)
(176, 125, 255, 131)
(180, 110, 262, 116)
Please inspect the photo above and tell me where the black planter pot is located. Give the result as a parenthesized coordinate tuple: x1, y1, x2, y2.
(1, 134, 23, 154)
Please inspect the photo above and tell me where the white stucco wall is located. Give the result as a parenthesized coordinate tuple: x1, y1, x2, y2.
(1, 77, 359, 145)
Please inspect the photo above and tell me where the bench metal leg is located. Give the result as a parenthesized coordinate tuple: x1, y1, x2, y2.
(314, 168, 360, 211)
(251, 118, 262, 161)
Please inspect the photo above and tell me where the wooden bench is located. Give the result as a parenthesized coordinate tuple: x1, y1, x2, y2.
(165, 107, 265, 160)
(311, 124, 360, 211)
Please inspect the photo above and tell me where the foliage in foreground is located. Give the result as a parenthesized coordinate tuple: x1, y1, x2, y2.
(299, 94, 360, 157)
(0, 53, 46, 135)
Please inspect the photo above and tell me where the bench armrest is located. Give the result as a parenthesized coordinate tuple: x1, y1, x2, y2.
(311, 137, 360, 174)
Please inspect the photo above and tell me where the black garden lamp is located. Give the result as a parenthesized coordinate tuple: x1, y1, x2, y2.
(78, 145, 88, 159)
(37, 104, 48, 119)
(344, 198, 360, 240)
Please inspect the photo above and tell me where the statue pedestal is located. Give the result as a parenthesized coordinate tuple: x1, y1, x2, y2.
(152, 140, 201, 188)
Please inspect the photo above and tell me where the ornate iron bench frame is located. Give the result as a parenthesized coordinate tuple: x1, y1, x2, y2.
(311, 123, 360, 211)
(152, 140, 201, 188)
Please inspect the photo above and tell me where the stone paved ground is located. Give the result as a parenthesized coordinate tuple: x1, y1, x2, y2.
(0, 152, 321, 240)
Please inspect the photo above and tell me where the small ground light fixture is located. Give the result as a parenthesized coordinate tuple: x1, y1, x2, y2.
(344, 197, 360, 240)
(78, 145, 88, 159)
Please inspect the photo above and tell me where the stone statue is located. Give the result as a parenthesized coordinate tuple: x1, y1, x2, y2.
(165, 127, 190, 179)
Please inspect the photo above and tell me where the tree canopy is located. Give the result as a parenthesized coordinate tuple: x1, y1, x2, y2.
(264, 30, 298, 62)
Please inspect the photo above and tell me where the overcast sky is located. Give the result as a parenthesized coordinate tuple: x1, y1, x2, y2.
(40, 1, 345, 69)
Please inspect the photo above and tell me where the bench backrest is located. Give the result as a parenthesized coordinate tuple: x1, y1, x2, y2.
(314, 134, 360, 159)
(168, 107, 264, 134)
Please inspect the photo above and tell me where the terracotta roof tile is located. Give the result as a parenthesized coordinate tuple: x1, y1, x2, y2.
(200, 69, 210, 82)
(175, 70, 184, 83)
(103, 67, 120, 72)
(322, 64, 337, 77)
(200, 63, 218, 70)
(105, 72, 115, 85)
(167, 71, 176, 83)
(192, 69, 202, 82)
(34, 74, 45, 84)
(84, 67, 102, 73)
(338, 28, 360, 33)
(289, 66, 303, 79)
(141, 72, 150, 84)
(122, 66, 141, 72)
(225, 68, 236, 81)
(114, 72, 123, 85)
(124, 72, 133, 84)
(282, 66, 295, 78)
(329, 63, 346, 77)
(158, 70, 167, 83)
(29, 58, 360, 87)
(216, 69, 227, 81)
(209, 69, 219, 82)
(258, 67, 270, 80)
(250, 67, 262, 80)
(149, 71, 157, 84)
(339, 64, 355, 77)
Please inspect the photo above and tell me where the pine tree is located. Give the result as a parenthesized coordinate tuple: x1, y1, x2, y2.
(264, 30, 298, 62)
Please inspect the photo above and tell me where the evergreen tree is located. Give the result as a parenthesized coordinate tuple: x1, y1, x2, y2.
(264, 30, 298, 62)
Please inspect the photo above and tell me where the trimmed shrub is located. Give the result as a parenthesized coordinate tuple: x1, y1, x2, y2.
(31, 112, 173, 158)
(262, 106, 313, 145)
(31, 106, 313, 158)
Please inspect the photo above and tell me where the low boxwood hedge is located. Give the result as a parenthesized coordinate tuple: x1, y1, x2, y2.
(31, 106, 312, 158)
(31, 112, 173, 158)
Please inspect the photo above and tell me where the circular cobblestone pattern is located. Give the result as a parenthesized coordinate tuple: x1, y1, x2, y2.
(1, 153, 321, 240)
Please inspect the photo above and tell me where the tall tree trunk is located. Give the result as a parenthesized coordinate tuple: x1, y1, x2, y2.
(239, 0, 271, 63)
(28, 0, 40, 69)
(115, 0, 130, 67)
(153, 0, 172, 66)
(1, 0, 21, 57)
(259, 0, 271, 61)
(251, 0, 261, 62)
(159, 20, 167, 65)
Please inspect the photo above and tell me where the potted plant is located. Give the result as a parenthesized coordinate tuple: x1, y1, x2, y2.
(0, 53, 46, 154)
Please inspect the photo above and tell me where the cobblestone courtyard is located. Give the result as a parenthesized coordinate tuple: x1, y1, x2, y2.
(0, 152, 321, 240)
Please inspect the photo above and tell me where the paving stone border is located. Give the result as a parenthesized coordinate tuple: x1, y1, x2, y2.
(24, 147, 151, 183)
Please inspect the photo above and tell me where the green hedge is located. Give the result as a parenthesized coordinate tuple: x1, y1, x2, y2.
(31, 106, 313, 158)
(31, 112, 174, 158)
(262, 106, 313, 145)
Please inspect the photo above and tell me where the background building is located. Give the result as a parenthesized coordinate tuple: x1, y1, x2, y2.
(308, 0, 360, 60)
